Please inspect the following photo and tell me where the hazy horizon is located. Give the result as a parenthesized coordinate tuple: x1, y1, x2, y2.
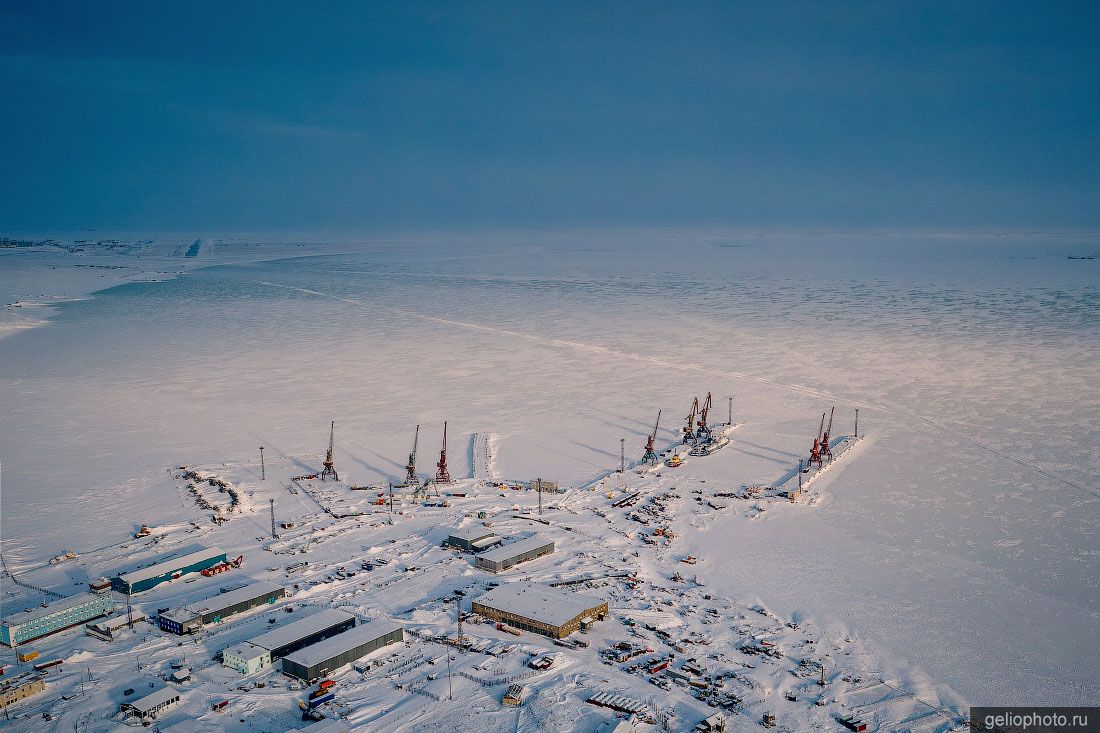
(2, 1, 1097, 232)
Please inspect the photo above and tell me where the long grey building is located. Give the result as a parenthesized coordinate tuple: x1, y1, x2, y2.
(475, 536, 554, 573)
(158, 581, 285, 634)
(281, 619, 403, 682)
(222, 609, 355, 674)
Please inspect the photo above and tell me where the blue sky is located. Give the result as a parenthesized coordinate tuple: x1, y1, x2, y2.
(1, 1, 1096, 232)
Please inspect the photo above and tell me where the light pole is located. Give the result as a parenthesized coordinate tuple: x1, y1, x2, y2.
(259, 446, 265, 480)
(620, 438, 625, 473)
(727, 397, 733, 425)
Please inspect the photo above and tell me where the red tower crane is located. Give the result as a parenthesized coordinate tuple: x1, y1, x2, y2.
(821, 407, 835, 461)
(642, 410, 662, 465)
(682, 398, 700, 445)
(320, 421, 339, 482)
(808, 412, 825, 469)
(435, 421, 452, 484)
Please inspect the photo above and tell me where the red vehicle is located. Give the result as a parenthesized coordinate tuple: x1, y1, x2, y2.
(317, 679, 336, 691)
(212, 700, 229, 712)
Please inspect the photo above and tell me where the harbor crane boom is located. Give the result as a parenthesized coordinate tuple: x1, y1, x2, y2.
(808, 412, 825, 469)
(821, 407, 835, 460)
(697, 392, 713, 443)
(642, 410, 662, 465)
(404, 424, 420, 486)
(683, 398, 700, 445)
(320, 421, 339, 482)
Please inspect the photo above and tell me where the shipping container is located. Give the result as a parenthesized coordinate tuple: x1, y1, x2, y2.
(307, 691, 334, 709)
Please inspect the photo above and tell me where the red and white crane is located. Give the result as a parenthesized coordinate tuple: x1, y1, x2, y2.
(821, 407, 835, 461)
(435, 421, 452, 484)
(808, 412, 825, 470)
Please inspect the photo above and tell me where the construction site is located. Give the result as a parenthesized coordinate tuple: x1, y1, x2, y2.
(0, 402, 970, 733)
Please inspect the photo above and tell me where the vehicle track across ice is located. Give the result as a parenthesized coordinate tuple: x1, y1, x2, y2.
(257, 281, 1097, 499)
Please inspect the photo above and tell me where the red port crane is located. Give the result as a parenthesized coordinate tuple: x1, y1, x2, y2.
(682, 398, 700, 445)
(435, 421, 452, 484)
(643, 410, 662, 465)
(808, 412, 825, 469)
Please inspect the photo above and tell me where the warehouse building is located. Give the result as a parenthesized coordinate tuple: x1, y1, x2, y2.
(1, 592, 114, 647)
(222, 608, 355, 674)
(0, 677, 46, 707)
(475, 536, 554, 573)
(445, 526, 501, 553)
(120, 685, 181, 721)
(111, 547, 227, 594)
(472, 581, 607, 639)
(158, 581, 284, 634)
(281, 619, 403, 682)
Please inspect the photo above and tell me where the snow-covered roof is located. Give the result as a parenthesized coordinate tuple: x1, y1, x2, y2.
(281, 619, 402, 670)
(469, 534, 502, 549)
(1, 592, 107, 627)
(476, 535, 553, 563)
(246, 609, 354, 652)
(124, 685, 179, 713)
(448, 525, 496, 542)
(116, 547, 226, 585)
(223, 641, 269, 661)
(472, 582, 604, 628)
(91, 610, 146, 632)
(165, 581, 283, 622)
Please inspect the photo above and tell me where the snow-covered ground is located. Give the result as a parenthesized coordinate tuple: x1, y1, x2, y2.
(0, 231, 1097, 729)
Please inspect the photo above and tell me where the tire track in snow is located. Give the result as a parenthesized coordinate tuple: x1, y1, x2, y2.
(257, 281, 1098, 499)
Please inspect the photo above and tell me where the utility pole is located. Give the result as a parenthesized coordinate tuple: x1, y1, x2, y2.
(269, 498, 278, 539)
(126, 588, 134, 630)
(388, 483, 393, 513)
(620, 438, 625, 473)
(446, 648, 453, 700)
(259, 445, 265, 480)
(854, 409, 859, 438)
(536, 478, 542, 515)
(728, 397, 733, 425)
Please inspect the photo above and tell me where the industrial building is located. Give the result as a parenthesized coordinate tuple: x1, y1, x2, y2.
(158, 581, 284, 634)
(86, 610, 147, 640)
(445, 526, 501, 552)
(0, 677, 46, 707)
(111, 547, 227, 594)
(222, 609, 354, 674)
(1, 592, 114, 647)
(281, 619, 403, 682)
(475, 535, 554, 573)
(120, 685, 181, 721)
(472, 581, 607, 639)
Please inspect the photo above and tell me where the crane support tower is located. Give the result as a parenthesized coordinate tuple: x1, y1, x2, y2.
(821, 407, 835, 461)
(643, 410, 662, 465)
(404, 424, 420, 486)
(682, 398, 700, 445)
(808, 412, 825, 469)
(320, 421, 339, 482)
(696, 392, 714, 443)
(435, 421, 452, 484)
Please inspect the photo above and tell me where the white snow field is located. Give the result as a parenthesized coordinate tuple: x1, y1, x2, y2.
(0, 231, 1097, 731)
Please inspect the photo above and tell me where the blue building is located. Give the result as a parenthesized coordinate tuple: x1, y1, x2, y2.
(1, 592, 114, 647)
(111, 547, 227, 594)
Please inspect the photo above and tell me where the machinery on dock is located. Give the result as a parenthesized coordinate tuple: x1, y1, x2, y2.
(403, 425, 420, 486)
(642, 411, 662, 466)
(821, 407, 835, 461)
(682, 398, 700, 445)
(807, 412, 825, 470)
(320, 421, 339, 482)
(434, 421, 452, 484)
(696, 392, 714, 443)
